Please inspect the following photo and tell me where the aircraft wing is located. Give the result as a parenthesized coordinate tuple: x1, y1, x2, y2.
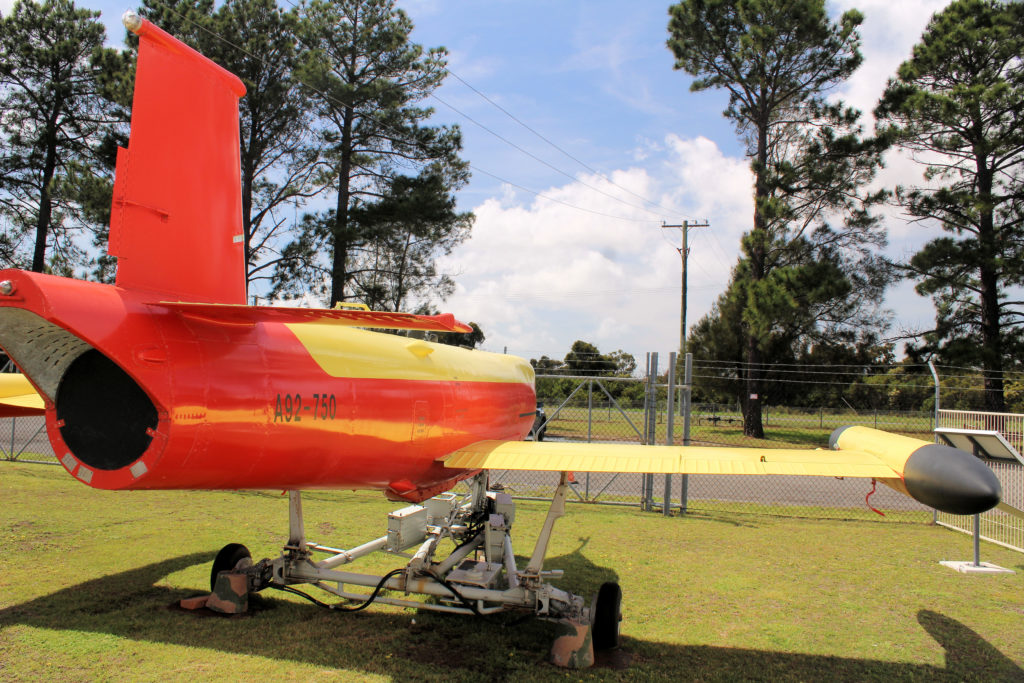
(440, 429, 1005, 516)
(441, 440, 896, 478)
(0, 373, 45, 417)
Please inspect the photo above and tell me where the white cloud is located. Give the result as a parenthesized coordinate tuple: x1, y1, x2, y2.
(833, 0, 949, 117)
(0, 0, 14, 16)
(430, 1, 958, 365)
(437, 135, 754, 362)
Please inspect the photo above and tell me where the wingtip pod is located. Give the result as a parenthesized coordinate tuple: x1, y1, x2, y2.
(903, 444, 1002, 515)
(830, 426, 1002, 515)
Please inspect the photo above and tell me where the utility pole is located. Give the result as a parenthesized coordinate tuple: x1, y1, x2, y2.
(661, 220, 709, 358)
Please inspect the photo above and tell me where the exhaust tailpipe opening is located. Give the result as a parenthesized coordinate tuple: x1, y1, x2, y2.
(56, 349, 158, 471)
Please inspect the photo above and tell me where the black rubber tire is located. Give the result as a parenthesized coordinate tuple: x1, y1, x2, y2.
(210, 543, 251, 591)
(592, 581, 622, 651)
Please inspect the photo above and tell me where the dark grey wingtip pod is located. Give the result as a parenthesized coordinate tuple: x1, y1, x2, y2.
(830, 425, 1002, 515)
(904, 444, 1002, 515)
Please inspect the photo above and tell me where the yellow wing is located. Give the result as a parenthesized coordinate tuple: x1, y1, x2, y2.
(0, 373, 45, 417)
(441, 440, 896, 478)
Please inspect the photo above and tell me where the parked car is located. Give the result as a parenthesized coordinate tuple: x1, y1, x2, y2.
(529, 405, 547, 441)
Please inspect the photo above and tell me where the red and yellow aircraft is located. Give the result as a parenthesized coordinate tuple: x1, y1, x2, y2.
(0, 13, 1007, 667)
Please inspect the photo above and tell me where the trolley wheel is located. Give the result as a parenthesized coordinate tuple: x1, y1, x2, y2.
(592, 581, 622, 650)
(210, 543, 252, 591)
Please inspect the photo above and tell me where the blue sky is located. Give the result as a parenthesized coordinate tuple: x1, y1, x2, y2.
(1, 0, 956, 363)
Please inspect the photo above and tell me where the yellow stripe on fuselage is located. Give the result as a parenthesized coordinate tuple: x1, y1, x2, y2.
(285, 323, 534, 384)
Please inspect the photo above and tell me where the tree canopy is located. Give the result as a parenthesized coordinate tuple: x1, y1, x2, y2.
(0, 0, 118, 274)
(270, 0, 472, 311)
(0, 0, 472, 318)
(667, 0, 889, 436)
(875, 0, 1024, 412)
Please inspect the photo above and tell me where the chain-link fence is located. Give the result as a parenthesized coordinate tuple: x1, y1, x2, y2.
(491, 373, 934, 522)
(934, 409, 1024, 552)
(0, 416, 57, 465)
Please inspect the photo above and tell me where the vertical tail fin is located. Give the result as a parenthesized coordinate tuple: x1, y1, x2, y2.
(109, 12, 247, 304)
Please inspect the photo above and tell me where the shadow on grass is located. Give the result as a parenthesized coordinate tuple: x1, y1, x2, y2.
(1, 551, 1021, 681)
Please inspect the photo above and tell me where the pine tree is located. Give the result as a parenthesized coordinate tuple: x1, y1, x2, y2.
(0, 0, 117, 273)
(875, 0, 1024, 412)
(278, 0, 470, 309)
(137, 0, 319, 298)
(667, 0, 888, 437)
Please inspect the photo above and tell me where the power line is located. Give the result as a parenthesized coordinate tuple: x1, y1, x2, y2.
(154, 1, 695, 227)
(441, 67, 686, 218)
(431, 92, 667, 219)
(454, 284, 720, 302)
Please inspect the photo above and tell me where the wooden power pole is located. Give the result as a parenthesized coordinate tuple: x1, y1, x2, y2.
(661, 220, 709, 358)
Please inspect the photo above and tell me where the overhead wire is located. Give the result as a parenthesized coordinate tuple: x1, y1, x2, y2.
(153, 1, 704, 228)
(430, 92, 667, 219)
(441, 67, 687, 218)
(693, 359, 1024, 381)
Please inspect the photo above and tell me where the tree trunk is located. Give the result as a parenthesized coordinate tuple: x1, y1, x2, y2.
(742, 118, 770, 439)
(742, 335, 764, 438)
(975, 158, 1005, 412)
(330, 107, 355, 307)
(31, 115, 60, 273)
(240, 115, 257, 298)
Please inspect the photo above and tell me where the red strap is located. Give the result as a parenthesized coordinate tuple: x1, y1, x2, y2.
(865, 478, 885, 517)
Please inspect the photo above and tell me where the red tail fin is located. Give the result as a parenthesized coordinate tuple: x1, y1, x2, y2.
(109, 13, 247, 304)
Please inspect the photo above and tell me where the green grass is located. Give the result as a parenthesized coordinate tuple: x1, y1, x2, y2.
(2, 463, 1024, 681)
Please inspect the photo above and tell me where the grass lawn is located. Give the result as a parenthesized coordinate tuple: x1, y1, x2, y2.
(2, 463, 1023, 681)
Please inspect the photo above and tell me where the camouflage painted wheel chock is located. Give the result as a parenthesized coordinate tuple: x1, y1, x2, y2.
(179, 571, 249, 614)
(550, 618, 594, 669)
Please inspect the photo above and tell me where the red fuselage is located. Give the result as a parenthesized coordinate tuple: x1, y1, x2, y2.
(0, 270, 536, 501)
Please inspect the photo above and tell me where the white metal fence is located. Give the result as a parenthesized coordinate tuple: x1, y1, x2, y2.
(935, 409, 1024, 553)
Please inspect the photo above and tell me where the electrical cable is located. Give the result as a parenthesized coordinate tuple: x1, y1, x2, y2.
(150, 2, 689, 227)
(865, 479, 885, 517)
(431, 92, 666, 219)
(268, 558, 535, 627)
(268, 567, 405, 612)
(442, 68, 684, 218)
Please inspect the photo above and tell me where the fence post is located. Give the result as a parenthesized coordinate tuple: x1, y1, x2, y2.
(681, 353, 692, 514)
(664, 352, 676, 517)
(929, 361, 940, 433)
(586, 380, 593, 443)
(644, 353, 659, 511)
(643, 353, 651, 446)
(641, 354, 650, 509)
